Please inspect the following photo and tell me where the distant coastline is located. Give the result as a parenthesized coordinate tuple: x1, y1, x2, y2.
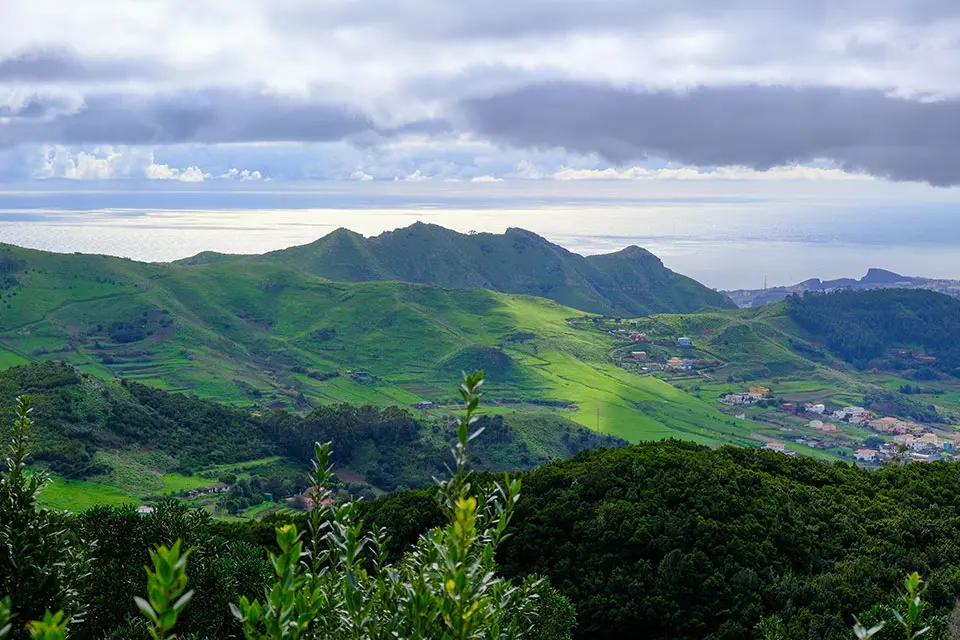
(724, 268, 960, 308)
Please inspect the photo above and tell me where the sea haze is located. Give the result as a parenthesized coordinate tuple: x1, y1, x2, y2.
(1, 180, 959, 291)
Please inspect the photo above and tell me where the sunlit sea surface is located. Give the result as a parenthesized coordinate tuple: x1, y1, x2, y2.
(1, 181, 959, 290)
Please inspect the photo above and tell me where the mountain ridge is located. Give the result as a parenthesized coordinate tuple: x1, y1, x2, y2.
(724, 268, 960, 307)
(176, 222, 735, 316)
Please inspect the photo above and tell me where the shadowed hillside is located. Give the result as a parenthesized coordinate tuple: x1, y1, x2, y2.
(178, 223, 734, 316)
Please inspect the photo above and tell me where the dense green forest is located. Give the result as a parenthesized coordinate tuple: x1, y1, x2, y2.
(178, 222, 734, 316)
(354, 441, 960, 639)
(786, 289, 960, 375)
(12, 434, 960, 638)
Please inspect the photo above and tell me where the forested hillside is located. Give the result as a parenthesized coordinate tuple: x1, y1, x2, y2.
(359, 440, 960, 640)
(786, 289, 960, 375)
(177, 223, 734, 315)
(0, 361, 623, 501)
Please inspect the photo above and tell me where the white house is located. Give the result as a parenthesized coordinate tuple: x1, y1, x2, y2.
(854, 449, 878, 462)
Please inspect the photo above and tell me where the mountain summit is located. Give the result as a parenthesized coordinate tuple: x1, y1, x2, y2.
(179, 223, 733, 315)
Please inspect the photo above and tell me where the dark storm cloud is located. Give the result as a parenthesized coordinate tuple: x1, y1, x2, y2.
(0, 88, 377, 147)
(0, 49, 162, 82)
(459, 82, 960, 186)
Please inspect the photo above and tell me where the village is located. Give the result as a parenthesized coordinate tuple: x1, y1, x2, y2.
(721, 385, 959, 465)
(592, 318, 960, 467)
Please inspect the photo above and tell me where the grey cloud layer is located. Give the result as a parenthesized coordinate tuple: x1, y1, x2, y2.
(460, 83, 960, 185)
(3, 1, 960, 184)
(275, 0, 960, 40)
(0, 88, 376, 147)
(0, 49, 162, 82)
(5, 80, 960, 185)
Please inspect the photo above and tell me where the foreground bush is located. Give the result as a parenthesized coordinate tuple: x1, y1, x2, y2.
(231, 371, 572, 639)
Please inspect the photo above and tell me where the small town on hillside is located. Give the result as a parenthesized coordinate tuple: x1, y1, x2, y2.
(581, 317, 959, 466)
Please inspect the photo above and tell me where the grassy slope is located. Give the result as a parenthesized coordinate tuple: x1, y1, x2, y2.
(0, 244, 739, 446)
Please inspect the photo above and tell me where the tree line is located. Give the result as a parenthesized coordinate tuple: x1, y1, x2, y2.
(786, 289, 960, 376)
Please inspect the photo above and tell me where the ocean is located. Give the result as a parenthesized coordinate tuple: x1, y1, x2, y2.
(1, 180, 959, 290)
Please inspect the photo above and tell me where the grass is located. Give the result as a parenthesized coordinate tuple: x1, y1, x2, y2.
(33, 453, 301, 511)
(158, 473, 217, 494)
(199, 456, 306, 479)
(0, 346, 28, 368)
(39, 475, 136, 511)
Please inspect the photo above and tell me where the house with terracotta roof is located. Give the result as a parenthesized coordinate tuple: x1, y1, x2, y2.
(666, 357, 685, 370)
(871, 417, 900, 432)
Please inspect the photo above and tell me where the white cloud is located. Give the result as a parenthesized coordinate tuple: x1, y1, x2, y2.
(470, 175, 503, 182)
(551, 165, 872, 181)
(350, 170, 374, 181)
(178, 166, 206, 182)
(34, 145, 212, 181)
(220, 168, 263, 180)
(402, 169, 430, 182)
(144, 161, 179, 180)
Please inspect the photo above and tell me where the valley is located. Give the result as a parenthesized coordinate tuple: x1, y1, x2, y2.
(3, 228, 960, 514)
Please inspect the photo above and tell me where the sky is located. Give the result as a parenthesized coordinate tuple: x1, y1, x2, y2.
(3, 1, 960, 185)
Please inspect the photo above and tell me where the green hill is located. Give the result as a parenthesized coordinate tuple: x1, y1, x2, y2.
(177, 223, 735, 316)
(0, 241, 752, 447)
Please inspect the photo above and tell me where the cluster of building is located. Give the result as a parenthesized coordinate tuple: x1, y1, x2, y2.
(628, 351, 693, 371)
(854, 433, 954, 464)
(666, 357, 694, 371)
(828, 406, 877, 426)
(182, 482, 230, 499)
(807, 419, 842, 434)
(763, 442, 798, 457)
(890, 349, 938, 364)
(284, 489, 335, 511)
(868, 416, 926, 435)
(721, 386, 770, 406)
(754, 398, 960, 465)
